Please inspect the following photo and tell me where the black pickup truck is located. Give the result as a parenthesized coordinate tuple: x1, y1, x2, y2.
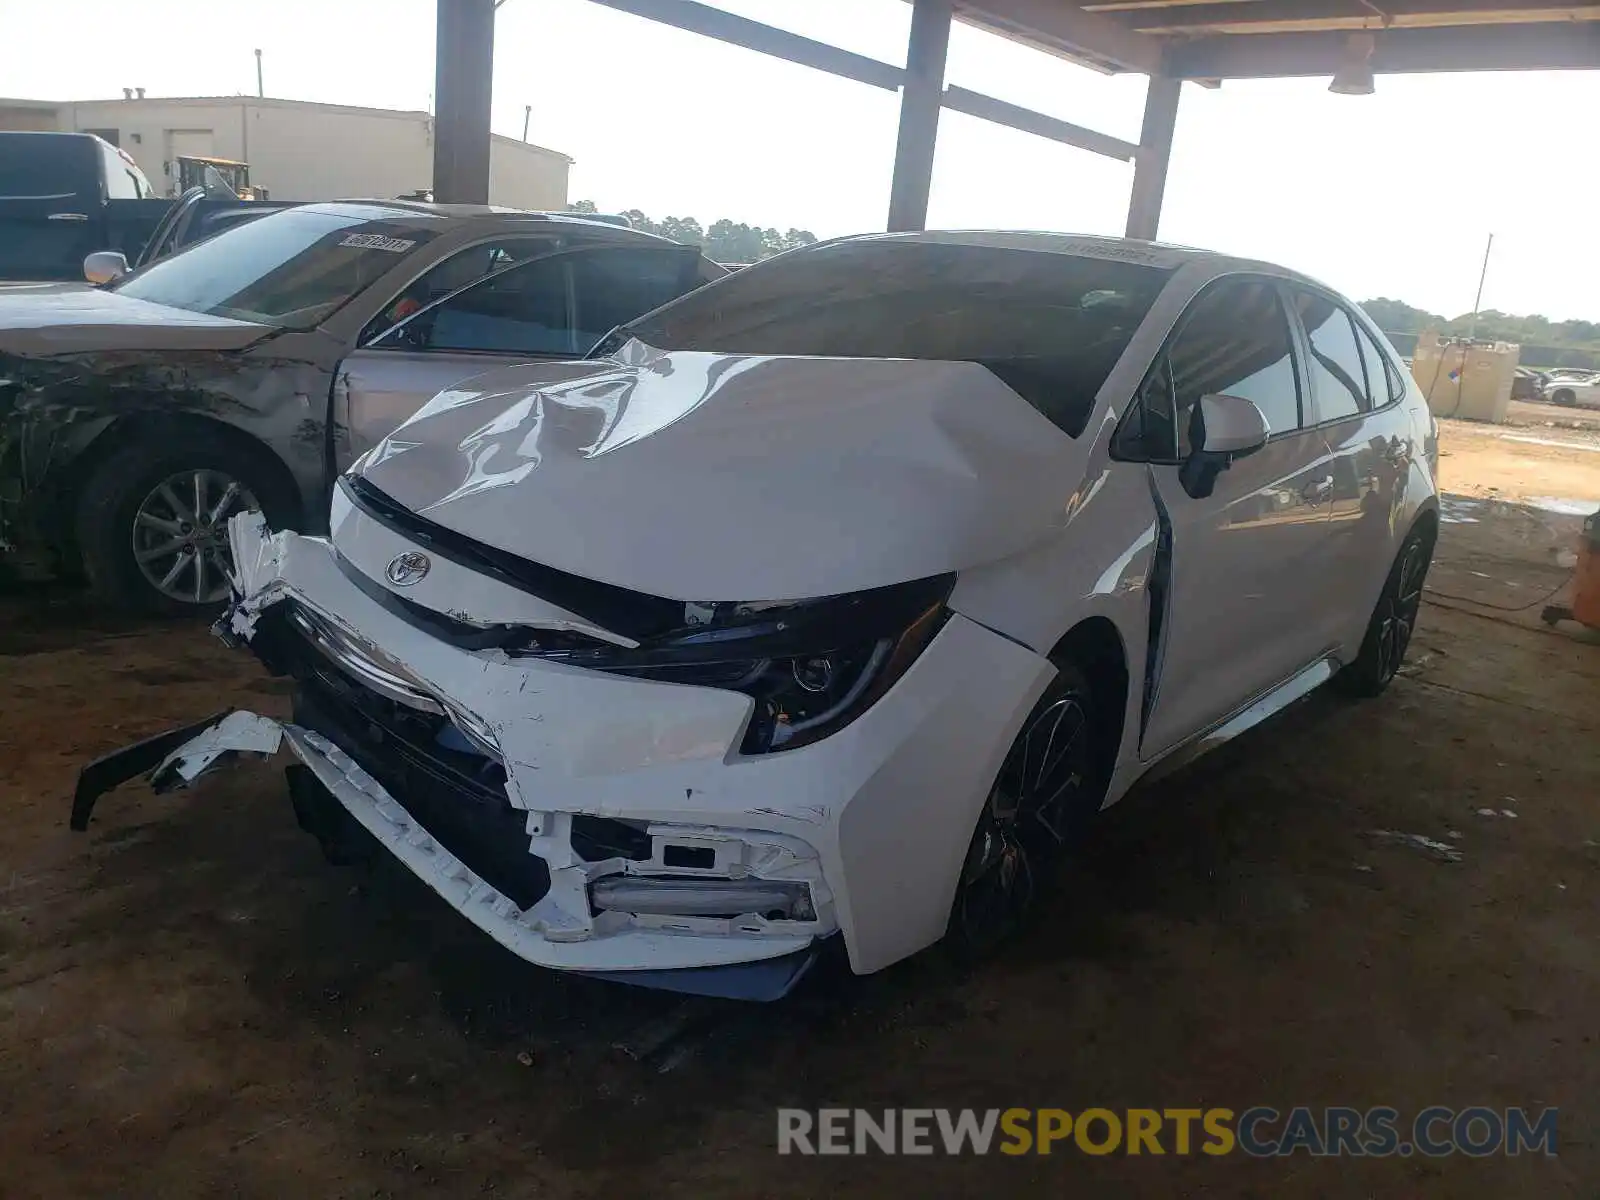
(0, 131, 282, 283)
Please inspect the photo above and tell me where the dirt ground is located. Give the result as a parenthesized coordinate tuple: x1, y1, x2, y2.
(1439, 399, 1600, 509)
(1, 422, 1597, 1198)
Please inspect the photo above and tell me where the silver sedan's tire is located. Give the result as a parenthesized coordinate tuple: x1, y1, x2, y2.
(75, 427, 297, 616)
(947, 660, 1102, 961)
(1334, 523, 1434, 698)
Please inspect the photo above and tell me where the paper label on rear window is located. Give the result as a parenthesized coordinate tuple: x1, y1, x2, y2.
(340, 233, 416, 253)
(1051, 238, 1181, 267)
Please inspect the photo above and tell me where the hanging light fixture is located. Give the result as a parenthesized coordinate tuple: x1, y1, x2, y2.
(1329, 32, 1377, 95)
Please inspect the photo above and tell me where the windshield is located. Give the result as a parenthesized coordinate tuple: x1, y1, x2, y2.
(113, 205, 440, 329)
(615, 239, 1171, 436)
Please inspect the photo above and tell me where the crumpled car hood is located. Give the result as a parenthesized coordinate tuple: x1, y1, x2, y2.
(352, 341, 1084, 602)
(0, 288, 270, 357)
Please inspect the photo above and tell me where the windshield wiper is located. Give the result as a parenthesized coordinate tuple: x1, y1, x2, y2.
(587, 325, 632, 359)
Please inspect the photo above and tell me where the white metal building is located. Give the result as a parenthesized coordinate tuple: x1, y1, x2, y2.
(0, 94, 571, 209)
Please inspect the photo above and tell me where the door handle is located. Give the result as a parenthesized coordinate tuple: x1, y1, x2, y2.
(1302, 476, 1334, 504)
(46, 212, 90, 222)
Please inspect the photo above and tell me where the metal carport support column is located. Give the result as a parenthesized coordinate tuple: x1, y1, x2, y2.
(433, 0, 497, 204)
(886, 0, 953, 233)
(1124, 74, 1181, 241)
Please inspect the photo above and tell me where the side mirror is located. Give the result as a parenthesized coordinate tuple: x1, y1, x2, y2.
(1198, 393, 1270, 455)
(83, 250, 130, 286)
(1180, 393, 1270, 500)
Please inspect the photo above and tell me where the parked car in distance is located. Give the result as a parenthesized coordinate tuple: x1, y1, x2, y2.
(0, 201, 726, 611)
(79, 233, 1442, 1001)
(1510, 366, 1543, 402)
(1542, 369, 1600, 409)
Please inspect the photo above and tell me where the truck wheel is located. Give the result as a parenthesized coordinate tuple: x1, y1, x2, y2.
(75, 428, 297, 617)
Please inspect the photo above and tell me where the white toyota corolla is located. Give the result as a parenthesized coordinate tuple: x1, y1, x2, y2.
(74, 232, 1440, 1000)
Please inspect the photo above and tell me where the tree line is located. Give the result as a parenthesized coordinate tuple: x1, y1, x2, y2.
(562, 211, 1597, 352)
(568, 201, 817, 264)
(1361, 297, 1600, 352)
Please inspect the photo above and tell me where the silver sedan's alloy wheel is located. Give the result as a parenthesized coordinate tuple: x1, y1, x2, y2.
(131, 469, 257, 605)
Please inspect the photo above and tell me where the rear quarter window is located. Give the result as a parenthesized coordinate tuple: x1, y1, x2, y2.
(1352, 319, 1407, 407)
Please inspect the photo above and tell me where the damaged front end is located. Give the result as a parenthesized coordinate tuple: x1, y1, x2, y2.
(75, 464, 1056, 997)
(75, 511, 854, 1000)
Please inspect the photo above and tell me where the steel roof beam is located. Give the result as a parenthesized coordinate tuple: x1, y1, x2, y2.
(942, 86, 1139, 157)
(590, 0, 906, 89)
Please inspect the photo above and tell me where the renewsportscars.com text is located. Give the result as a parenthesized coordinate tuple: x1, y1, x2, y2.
(776, 1106, 1558, 1157)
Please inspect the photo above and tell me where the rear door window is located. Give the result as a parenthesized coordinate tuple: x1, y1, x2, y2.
(1295, 290, 1371, 423)
(386, 255, 576, 355)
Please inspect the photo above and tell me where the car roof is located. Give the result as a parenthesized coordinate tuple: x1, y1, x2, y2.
(0, 130, 99, 140)
(294, 199, 672, 242)
(809, 229, 1324, 286)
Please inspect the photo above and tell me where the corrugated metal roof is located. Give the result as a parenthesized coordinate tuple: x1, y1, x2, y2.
(953, 1, 1600, 76)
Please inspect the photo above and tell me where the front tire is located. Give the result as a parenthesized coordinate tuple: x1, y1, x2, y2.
(1551, 388, 1577, 407)
(947, 660, 1105, 961)
(1333, 524, 1434, 698)
(75, 428, 297, 617)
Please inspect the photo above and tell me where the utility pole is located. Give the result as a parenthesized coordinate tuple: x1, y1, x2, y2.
(522, 104, 531, 142)
(1468, 232, 1494, 341)
(254, 49, 264, 98)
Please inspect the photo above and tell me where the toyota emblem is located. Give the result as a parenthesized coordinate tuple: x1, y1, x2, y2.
(385, 550, 431, 587)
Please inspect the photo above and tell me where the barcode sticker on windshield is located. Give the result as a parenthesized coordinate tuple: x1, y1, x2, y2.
(340, 233, 417, 253)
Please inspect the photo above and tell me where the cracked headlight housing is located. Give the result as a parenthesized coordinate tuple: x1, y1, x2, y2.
(519, 574, 954, 754)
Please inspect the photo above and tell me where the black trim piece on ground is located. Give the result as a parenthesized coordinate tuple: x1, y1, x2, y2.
(574, 943, 823, 1002)
(69, 709, 234, 831)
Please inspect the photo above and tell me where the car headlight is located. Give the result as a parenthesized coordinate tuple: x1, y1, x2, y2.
(515, 574, 954, 754)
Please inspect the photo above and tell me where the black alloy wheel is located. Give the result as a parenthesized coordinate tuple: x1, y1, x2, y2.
(1335, 525, 1434, 698)
(950, 662, 1099, 960)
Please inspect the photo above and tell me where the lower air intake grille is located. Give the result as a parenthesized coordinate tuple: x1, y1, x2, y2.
(271, 608, 552, 910)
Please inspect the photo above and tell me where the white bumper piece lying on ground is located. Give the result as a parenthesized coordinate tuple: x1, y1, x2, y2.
(204, 512, 1054, 977)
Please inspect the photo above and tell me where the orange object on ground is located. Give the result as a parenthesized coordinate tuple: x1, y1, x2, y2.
(1571, 511, 1600, 630)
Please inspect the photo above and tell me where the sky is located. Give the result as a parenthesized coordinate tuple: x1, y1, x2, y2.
(3, 0, 1597, 321)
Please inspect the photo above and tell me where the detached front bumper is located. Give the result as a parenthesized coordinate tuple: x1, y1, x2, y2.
(76, 512, 1053, 988)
